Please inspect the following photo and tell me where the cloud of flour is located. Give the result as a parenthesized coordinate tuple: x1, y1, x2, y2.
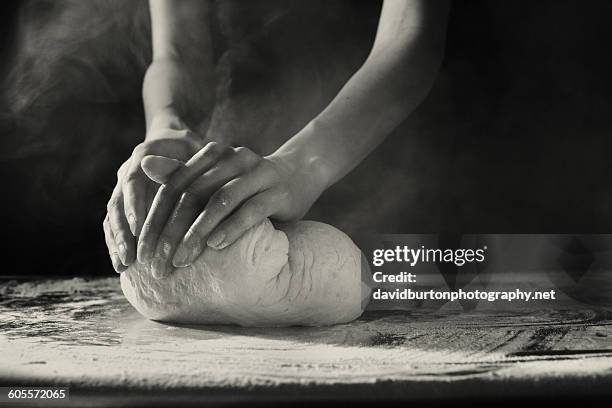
(1, 0, 151, 251)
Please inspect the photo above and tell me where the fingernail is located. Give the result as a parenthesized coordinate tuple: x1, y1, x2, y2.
(111, 254, 120, 273)
(112, 253, 126, 274)
(118, 242, 127, 265)
(151, 258, 166, 279)
(173, 238, 200, 267)
(207, 232, 226, 249)
(160, 239, 172, 259)
(172, 245, 189, 268)
(151, 239, 171, 277)
(137, 242, 149, 264)
(127, 214, 137, 236)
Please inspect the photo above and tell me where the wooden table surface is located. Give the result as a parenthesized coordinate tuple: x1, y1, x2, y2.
(1, 277, 611, 406)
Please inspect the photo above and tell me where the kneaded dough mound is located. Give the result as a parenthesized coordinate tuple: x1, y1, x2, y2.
(121, 220, 369, 327)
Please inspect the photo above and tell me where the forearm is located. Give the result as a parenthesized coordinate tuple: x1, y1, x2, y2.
(274, 0, 449, 189)
(144, 0, 216, 133)
(275, 50, 443, 187)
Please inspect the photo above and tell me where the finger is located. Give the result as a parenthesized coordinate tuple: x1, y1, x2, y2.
(108, 196, 136, 266)
(145, 181, 157, 214)
(141, 156, 185, 184)
(207, 186, 287, 250)
(105, 179, 128, 272)
(150, 192, 203, 278)
(166, 141, 227, 190)
(154, 157, 260, 274)
(137, 143, 225, 264)
(173, 162, 276, 267)
(123, 161, 149, 237)
(104, 216, 127, 273)
(106, 175, 123, 213)
(103, 215, 115, 254)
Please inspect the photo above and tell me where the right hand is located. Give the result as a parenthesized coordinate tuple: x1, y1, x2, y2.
(136, 139, 330, 279)
(103, 125, 204, 273)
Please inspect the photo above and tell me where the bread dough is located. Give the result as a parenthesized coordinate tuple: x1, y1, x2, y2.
(120, 220, 370, 327)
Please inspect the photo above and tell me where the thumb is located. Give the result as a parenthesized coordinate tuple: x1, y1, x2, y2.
(141, 155, 185, 184)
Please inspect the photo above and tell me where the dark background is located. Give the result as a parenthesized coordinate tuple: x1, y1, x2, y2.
(1, 0, 612, 276)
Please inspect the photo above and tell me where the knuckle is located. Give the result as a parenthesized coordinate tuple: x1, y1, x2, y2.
(157, 233, 173, 248)
(257, 159, 276, 174)
(166, 210, 182, 228)
(233, 146, 252, 156)
(116, 161, 130, 179)
(159, 182, 178, 196)
(141, 220, 154, 234)
(135, 140, 161, 156)
(123, 170, 142, 185)
(219, 150, 234, 162)
(177, 129, 191, 139)
(132, 143, 147, 156)
(203, 141, 223, 155)
(234, 147, 260, 167)
(183, 134, 200, 150)
(168, 202, 191, 225)
(175, 139, 193, 156)
(107, 196, 121, 211)
(184, 230, 203, 247)
(103, 228, 112, 243)
(179, 191, 202, 208)
(212, 188, 233, 209)
(235, 212, 257, 229)
(245, 200, 267, 219)
(232, 216, 252, 232)
(116, 231, 130, 243)
(111, 222, 126, 235)
(117, 161, 129, 175)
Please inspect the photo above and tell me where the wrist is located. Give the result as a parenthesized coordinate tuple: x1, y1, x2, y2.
(145, 112, 204, 148)
(143, 57, 215, 132)
(148, 108, 188, 133)
(270, 121, 336, 194)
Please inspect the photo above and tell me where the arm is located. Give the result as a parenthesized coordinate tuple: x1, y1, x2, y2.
(134, 0, 450, 276)
(144, 0, 216, 131)
(104, 0, 216, 272)
(274, 0, 450, 189)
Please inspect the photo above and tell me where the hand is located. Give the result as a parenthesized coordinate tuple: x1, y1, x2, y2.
(138, 142, 328, 279)
(103, 125, 203, 273)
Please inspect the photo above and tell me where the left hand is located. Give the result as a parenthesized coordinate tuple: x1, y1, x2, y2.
(138, 142, 328, 279)
(102, 124, 203, 273)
